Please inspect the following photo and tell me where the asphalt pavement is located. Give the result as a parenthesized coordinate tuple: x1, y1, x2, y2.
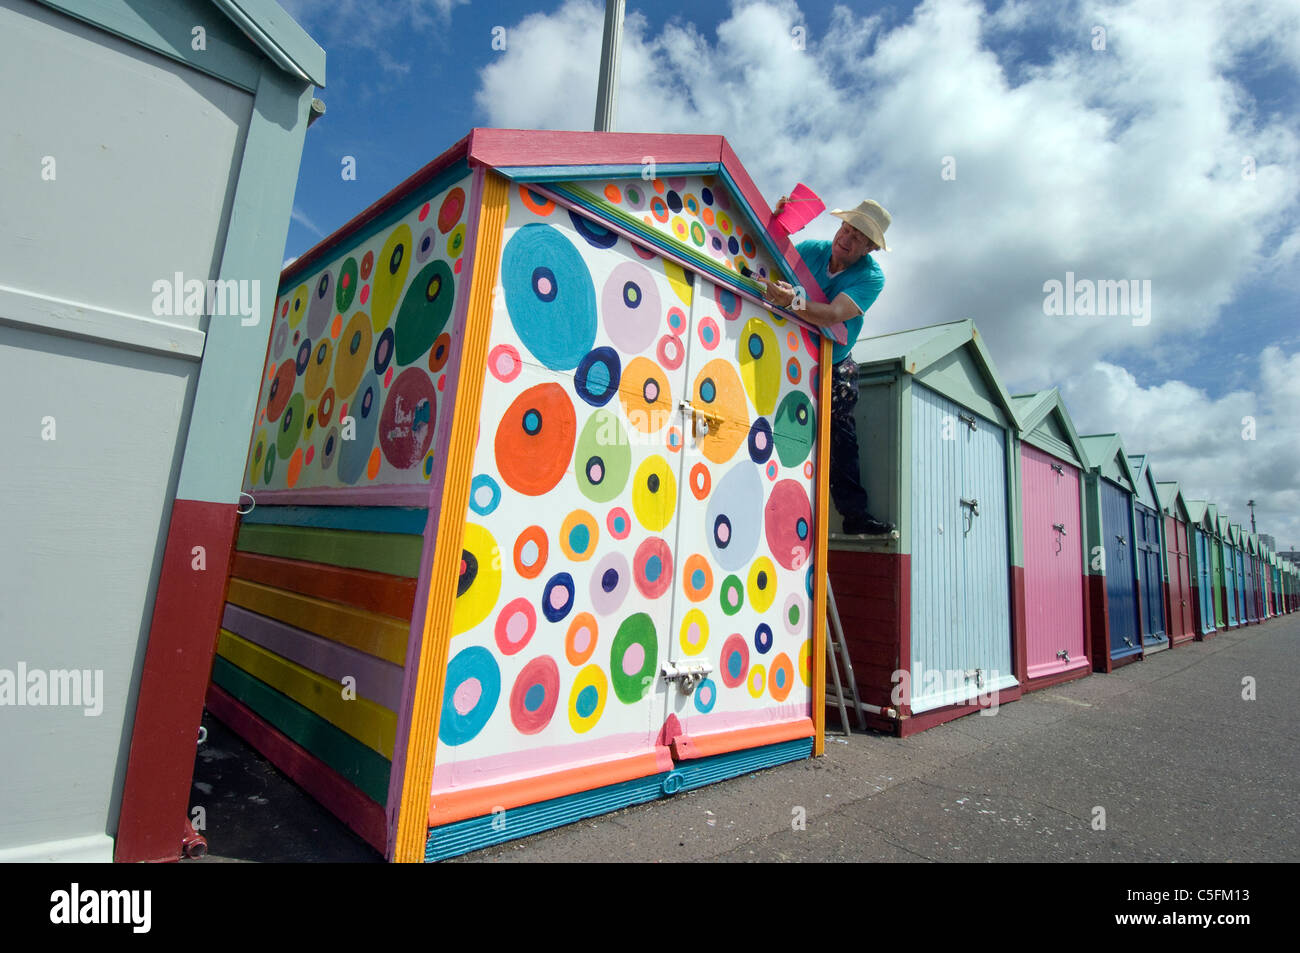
(191, 613, 1299, 863)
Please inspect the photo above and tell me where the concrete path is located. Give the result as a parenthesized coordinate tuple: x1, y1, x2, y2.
(191, 615, 1298, 863)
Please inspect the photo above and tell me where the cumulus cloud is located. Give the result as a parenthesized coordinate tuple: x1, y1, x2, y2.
(474, 0, 1300, 541)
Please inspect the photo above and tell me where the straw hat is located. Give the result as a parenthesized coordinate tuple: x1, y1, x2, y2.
(830, 200, 891, 251)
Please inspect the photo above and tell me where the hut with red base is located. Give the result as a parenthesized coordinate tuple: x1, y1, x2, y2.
(1156, 481, 1196, 647)
(827, 319, 1021, 736)
(1079, 434, 1143, 671)
(1009, 388, 1091, 689)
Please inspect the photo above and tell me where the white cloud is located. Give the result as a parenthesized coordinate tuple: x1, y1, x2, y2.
(472, 0, 1300, 540)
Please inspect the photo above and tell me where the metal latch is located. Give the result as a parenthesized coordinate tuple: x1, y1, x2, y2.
(960, 497, 979, 534)
(957, 412, 978, 432)
(680, 400, 723, 437)
(1050, 463, 1064, 475)
(1056, 649, 1070, 661)
(966, 668, 985, 688)
(1115, 534, 1127, 546)
(662, 660, 713, 694)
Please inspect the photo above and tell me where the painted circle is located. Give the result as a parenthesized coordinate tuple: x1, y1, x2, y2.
(304, 338, 332, 399)
(575, 346, 622, 408)
(559, 509, 599, 561)
(469, 474, 502, 516)
(747, 663, 767, 699)
(568, 664, 607, 734)
(714, 283, 742, 320)
(501, 223, 597, 371)
(415, 227, 437, 264)
(682, 554, 714, 602)
(453, 523, 502, 635)
(769, 653, 794, 702)
(513, 525, 548, 579)
(541, 572, 576, 623)
(589, 551, 631, 616)
(632, 455, 677, 531)
(620, 356, 673, 433)
(606, 506, 632, 540)
(266, 359, 297, 422)
(570, 210, 619, 249)
(494, 597, 537, 656)
(689, 462, 711, 500)
(719, 634, 749, 688)
(766, 480, 813, 570)
(574, 410, 631, 503)
(679, 608, 710, 657)
(496, 383, 577, 495)
(488, 343, 522, 382)
(395, 259, 454, 365)
(336, 257, 359, 312)
(692, 359, 748, 464)
(666, 306, 687, 335)
(656, 333, 685, 370)
(694, 677, 717, 713)
(333, 312, 373, 400)
(276, 393, 305, 461)
(632, 537, 673, 599)
(438, 187, 466, 233)
(705, 463, 764, 571)
(747, 556, 778, 613)
(697, 315, 721, 351)
(379, 367, 437, 469)
(439, 646, 500, 746)
(371, 224, 412, 329)
(428, 332, 452, 373)
(719, 574, 745, 616)
(566, 613, 599, 666)
(509, 656, 559, 735)
(799, 639, 811, 684)
(754, 622, 774, 655)
(609, 612, 657, 704)
(739, 318, 781, 415)
(783, 593, 804, 635)
(519, 186, 555, 216)
(773, 390, 816, 467)
(748, 417, 774, 465)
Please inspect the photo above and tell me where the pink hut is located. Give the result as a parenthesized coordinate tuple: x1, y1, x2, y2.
(1010, 389, 1092, 690)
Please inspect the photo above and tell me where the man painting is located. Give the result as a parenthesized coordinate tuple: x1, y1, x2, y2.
(760, 199, 895, 536)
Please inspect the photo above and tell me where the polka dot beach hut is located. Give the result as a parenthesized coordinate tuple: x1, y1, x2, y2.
(213, 129, 846, 861)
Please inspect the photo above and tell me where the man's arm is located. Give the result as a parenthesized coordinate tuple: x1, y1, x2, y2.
(759, 277, 862, 328)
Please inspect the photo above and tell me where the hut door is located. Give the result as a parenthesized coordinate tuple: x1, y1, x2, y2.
(658, 276, 817, 755)
(1196, 533, 1214, 633)
(1134, 502, 1166, 645)
(1223, 542, 1237, 626)
(1100, 479, 1140, 658)
(1210, 542, 1225, 628)
(1020, 445, 1085, 679)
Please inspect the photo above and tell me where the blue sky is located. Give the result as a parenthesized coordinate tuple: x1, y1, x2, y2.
(278, 0, 1300, 545)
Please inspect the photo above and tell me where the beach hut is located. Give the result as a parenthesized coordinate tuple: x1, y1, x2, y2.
(1230, 524, 1249, 625)
(1078, 434, 1142, 671)
(208, 128, 837, 862)
(1219, 515, 1240, 628)
(1207, 505, 1227, 629)
(0, 0, 322, 862)
(1156, 482, 1196, 647)
(1184, 501, 1217, 639)
(1009, 389, 1091, 689)
(1269, 551, 1282, 616)
(1127, 454, 1168, 653)
(827, 320, 1022, 735)
(1244, 533, 1261, 624)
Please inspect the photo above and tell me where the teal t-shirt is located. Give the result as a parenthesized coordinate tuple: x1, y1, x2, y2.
(796, 239, 884, 364)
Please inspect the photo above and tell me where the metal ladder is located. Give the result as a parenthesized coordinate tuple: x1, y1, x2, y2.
(824, 579, 868, 733)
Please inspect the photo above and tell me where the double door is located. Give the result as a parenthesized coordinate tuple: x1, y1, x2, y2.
(1164, 517, 1194, 642)
(432, 187, 818, 807)
(1194, 531, 1215, 635)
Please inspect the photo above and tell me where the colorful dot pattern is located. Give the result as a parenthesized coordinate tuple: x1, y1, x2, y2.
(434, 181, 819, 785)
(246, 180, 470, 492)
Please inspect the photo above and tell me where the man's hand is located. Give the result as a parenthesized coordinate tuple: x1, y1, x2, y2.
(760, 277, 797, 309)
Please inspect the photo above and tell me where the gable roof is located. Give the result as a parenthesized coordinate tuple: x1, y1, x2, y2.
(279, 128, 827, 320)
(1079, 432, 1140, 490)
(1011, 387, 1088, 466)
(210, 0, 325, 86)
(1157, 481, 1192, 523)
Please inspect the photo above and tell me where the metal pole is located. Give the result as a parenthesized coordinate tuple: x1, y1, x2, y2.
(594, 0, 625, 132)
(1248, 499, 1257, 534)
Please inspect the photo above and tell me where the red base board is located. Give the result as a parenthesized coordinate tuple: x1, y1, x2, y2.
(115, 499, 238, 863)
